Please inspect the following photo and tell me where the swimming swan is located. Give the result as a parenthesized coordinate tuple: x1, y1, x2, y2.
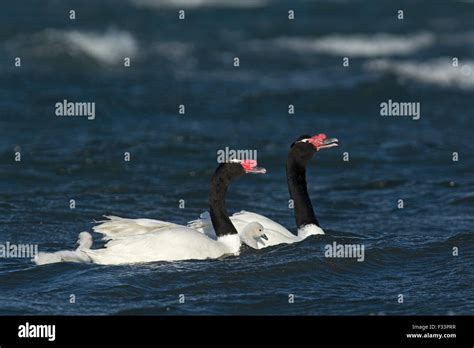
(187, 134, 338, 249)
(34, 160, 267, 265)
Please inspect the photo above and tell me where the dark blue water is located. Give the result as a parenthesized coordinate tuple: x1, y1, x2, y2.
(0, 0, 473, 315)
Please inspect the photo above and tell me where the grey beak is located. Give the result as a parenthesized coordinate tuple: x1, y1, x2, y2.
(261, 234, 268, 241)
(322, 137, 339, 146)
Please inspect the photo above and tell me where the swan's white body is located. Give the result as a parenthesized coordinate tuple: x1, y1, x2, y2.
(83, 227, 242, 265)
(34, 217, 264, 265)
(188, 210, 324, 249)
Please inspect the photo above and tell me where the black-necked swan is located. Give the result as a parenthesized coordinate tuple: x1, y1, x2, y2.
(34, 160, 267, 265)
(187, 134, 338, 249)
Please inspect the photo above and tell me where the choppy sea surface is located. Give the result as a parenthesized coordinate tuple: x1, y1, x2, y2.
(0, 0, 473, 315)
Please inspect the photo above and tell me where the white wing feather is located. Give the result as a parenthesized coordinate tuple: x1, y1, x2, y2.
(93, 215, 181, 240)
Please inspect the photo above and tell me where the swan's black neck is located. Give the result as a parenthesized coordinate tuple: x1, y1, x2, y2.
(286, 148, 320, 229)
(209, 163, 241, 237)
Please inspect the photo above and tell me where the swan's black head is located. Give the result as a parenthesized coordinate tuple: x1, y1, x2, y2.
(216, 160, 267, 181)
(289, 133, 339, 165)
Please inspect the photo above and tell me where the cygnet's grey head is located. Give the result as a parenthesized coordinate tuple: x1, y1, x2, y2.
(242, 222, 268, 248)
(76, 232, 93, 250)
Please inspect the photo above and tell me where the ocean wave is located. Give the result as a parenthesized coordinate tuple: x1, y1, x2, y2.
(360, 231, 474, 270)
(366, 58, 474, 89)
(440, 31, 474, 45)
(154, 42, 193, 60)
(267, 32, 434, 57)
(153, 41, 197, 69)
(9, 28, 138, 65)
(192, 68, 370, 93)
(130, 0, 268, 9)
(332, 179, 407, 192)
(449, 193, 474, 205)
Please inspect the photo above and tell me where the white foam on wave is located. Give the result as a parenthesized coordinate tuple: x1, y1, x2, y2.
(366, 58, 474, 89)
(131, 0, 267, 9)
(27, 28, 138, 65)
(269, 32, 434, 57)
